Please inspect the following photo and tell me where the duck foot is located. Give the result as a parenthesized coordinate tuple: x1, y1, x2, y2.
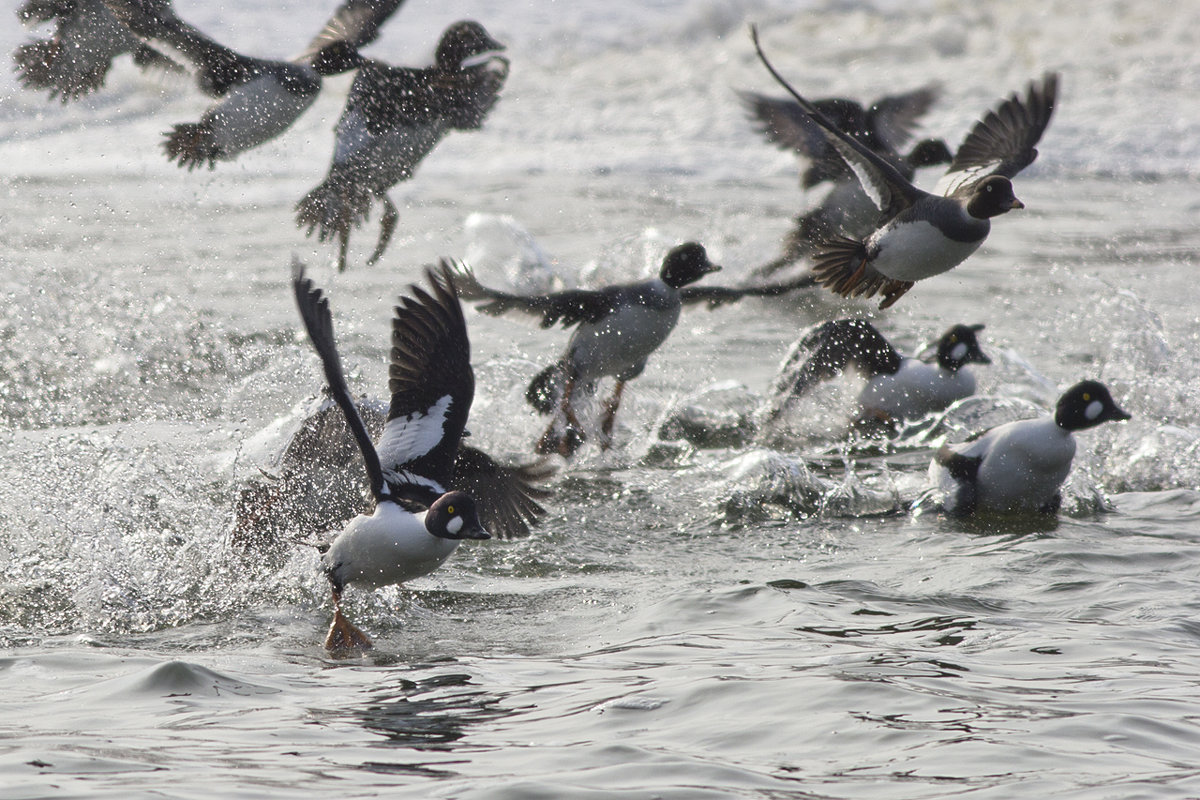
(325, 607, 373, 657)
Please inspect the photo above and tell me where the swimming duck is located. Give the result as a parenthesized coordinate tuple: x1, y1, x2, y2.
(751, 26, 1058, 308)
(295, 20, 508, 272)
(767, 318, 990, 432)
(929, 379, 1130, 516)
(104, 0, 403, 169)
(452, 242, 728, 457)
(14, 0, 181, 102)
(292, 259, 502, 654)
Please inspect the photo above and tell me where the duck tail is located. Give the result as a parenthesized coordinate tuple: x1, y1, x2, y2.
(810, 236, 873, 296)
(13, 39, 106, 102)
(295, 174, 372, 245)
(163, 121, 221, 170)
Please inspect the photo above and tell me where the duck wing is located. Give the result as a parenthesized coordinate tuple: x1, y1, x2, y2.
(448, 260, 617, 329)
(866, 84, 941, 153)
(291, 259, 390, 503)
(297, 0, 407, 63)
(376, 262, 475, 504)
(749, 26, 926, 217)
(775, 318, 904, 398)
(452, 445, 555, 539)
(936, 73, 1059, 197)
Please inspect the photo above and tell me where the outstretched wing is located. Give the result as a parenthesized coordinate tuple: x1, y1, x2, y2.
(867, 85, 941, 153)
(448, 259, 616, 329)
(936, 73, 1059, 197)
(452, 445, 555, 539)
(775, 318, 903, 398)
(296, 0, 406, 63)
(291, 258, 389, 503)
(680, 273, 816, 308)
(749, 25, 926, 217)
(375, 262, 474, 503)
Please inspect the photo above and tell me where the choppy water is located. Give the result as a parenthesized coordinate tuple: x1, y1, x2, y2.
(4, 1, 1200, 797)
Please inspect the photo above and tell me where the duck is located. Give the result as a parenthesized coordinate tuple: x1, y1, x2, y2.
(292, 258, 529, 655)
(750, 26, 1058, 308)
(230, 390, 555, 555)
(104, 0, 404, 169)
(929, 380, 1131, 517)
(766, 318, 990, 433)
(738, 85, 953, 277)
(295, 20, 509, 272)
(13, 0, 182, 102)
(451, 243, 727, 457)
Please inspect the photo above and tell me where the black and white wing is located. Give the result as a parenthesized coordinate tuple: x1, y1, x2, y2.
(749, 26, 926, 217)
(452, 445, 555, 539)
(295, 0, 406, 64)
(449, 260, 617, 329)
(936, 73, 1059, 197)
(375, 262, 474, 505)
(292, 259, 389, 503)
(774, 318, 903, 398)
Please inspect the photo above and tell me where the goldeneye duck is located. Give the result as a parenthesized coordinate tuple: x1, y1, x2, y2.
(751, 27, 1058, 308)
(105, 0, 403, 170)
(452, 242, 727, 457)
(295, 20, 509, 272)
(766, 318, 990, 432)
(929, 379, 1131, 517)
(738, 85, 952, 277)
(230, 391, 554, 555)
(14, 0, 182, 103)
(292, 259, 498, 655)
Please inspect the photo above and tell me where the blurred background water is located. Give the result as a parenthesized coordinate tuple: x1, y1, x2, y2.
(3, 0, 1200, 797)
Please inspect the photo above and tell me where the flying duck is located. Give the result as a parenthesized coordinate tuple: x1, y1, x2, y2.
(14, 0, 181, 102)
(104, 0, 405, 169)
(929, 379, 1130, 516)
(767, 318, 990, 433)
(738, 85, 952, 276)
(295, 20, 509, 272)
(292, 259, 514, 654)
(750, 26, 1058, 308)
(451, 242, 729, 457)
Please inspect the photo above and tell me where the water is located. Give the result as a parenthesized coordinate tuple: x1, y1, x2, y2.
(3, 0, 1200, 797)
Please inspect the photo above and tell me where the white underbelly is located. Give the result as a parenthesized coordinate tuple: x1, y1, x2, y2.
(870, 220, 983, 281)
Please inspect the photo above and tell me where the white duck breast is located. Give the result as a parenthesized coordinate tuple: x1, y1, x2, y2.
(933, 416, 1077, 513)
(323, 502, 460, 589)
(868, 217, 987, 282)
(858, 357, 976, 419)
(568, 281, 681, 379)
(208, 70, 320, 157)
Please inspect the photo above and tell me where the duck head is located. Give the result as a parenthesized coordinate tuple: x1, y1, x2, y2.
(659, 242, 721, 289)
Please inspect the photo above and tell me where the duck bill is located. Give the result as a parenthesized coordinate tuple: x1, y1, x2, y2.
(463, 43, 507, 69)
(702, 262, 723, 276)
(459, 523, 492, 540)
(1008, 197, 1026, 210)
(1107, 406, 1132, 423)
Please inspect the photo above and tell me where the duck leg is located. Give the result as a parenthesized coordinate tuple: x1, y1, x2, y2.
(598, 380, 626, 450)
(324, 588, 373, 656)
(366, 195, 399, 266)
(335, 225, 351, 273)
(537, 375, 586, 457)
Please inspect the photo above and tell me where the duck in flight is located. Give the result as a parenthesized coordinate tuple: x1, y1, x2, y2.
(296, 20, 509, 272)
(738, 83, 952, 276)
(750, 25, 1058, 308)
(291, 259, 547, 654)
(104, 0, 406, 169)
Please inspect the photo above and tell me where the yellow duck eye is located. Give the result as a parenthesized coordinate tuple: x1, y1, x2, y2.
(447, 505, 456, 515)
(1082, 394, 1091, 402)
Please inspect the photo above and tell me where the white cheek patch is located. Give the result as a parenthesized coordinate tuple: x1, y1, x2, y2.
(950, 342, 968, 361)
(1085, 400, 1104, 421)
(445, 515, 463, 535)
